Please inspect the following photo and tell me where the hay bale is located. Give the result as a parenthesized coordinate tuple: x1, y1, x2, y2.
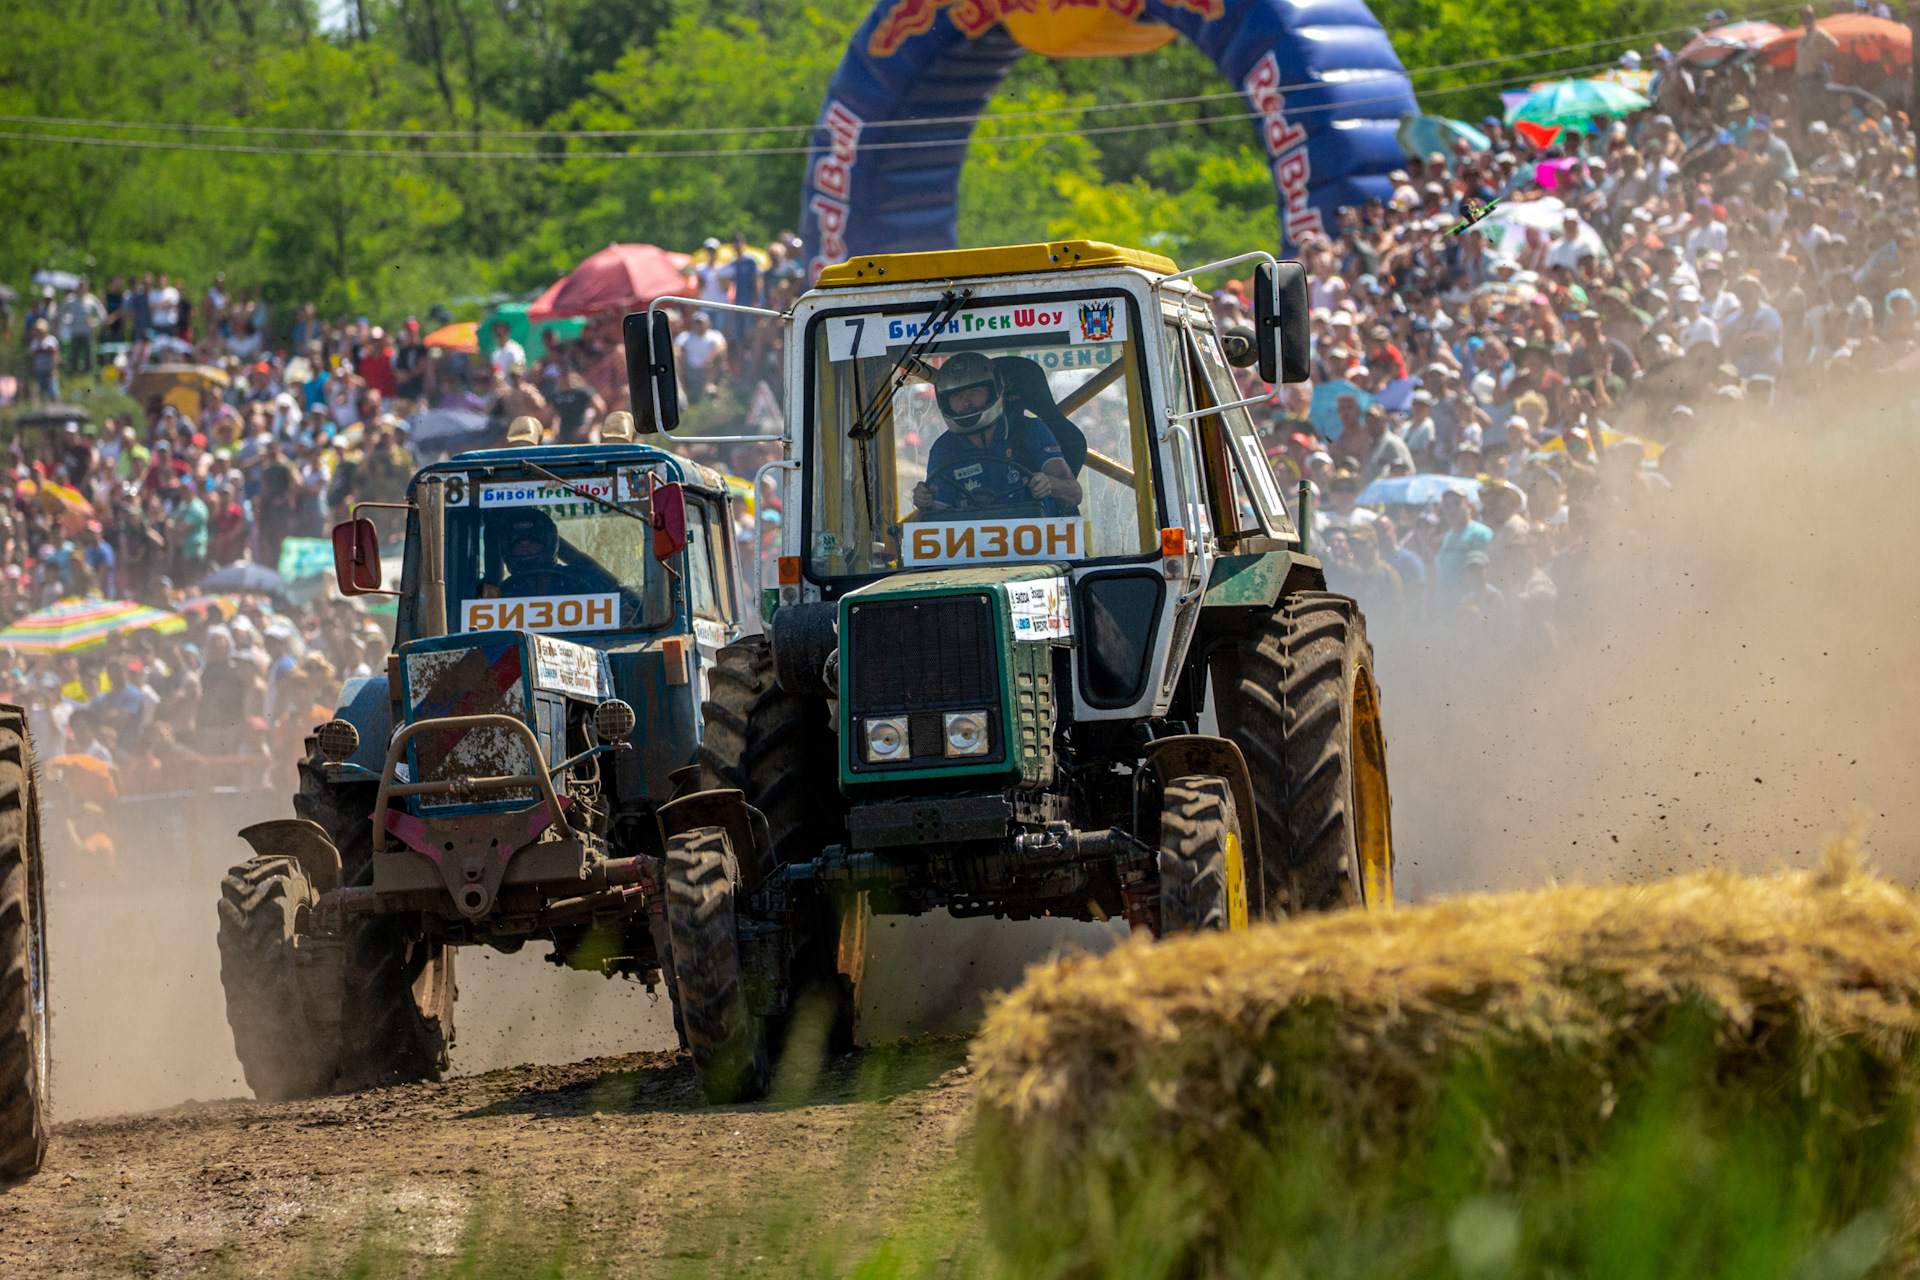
(973, 839, 1920, 1276)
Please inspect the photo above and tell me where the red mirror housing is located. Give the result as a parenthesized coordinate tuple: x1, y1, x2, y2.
(650, 481, 688, 561)
(332, 517, 382, 595)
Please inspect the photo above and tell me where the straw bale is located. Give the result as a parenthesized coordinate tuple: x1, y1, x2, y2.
(972, 838, 1920, 1270)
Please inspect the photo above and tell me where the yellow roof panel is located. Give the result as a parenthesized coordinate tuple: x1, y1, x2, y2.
(813, 240, 1178, 289)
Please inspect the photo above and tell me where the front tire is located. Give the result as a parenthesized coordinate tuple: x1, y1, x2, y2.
(294, 752, 453, 1092)
(665, 825, 769, 1103)
(1230, 592, 1394, 913)
(0, 711, 50, 1177)
(1156, 776, 1249, 937)
(217, 855, 343, 1102)
(696, 638, 856, 1050)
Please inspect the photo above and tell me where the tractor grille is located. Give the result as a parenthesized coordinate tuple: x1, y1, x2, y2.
(846, 594, 1003, 773)
(847, 595, 997, 715)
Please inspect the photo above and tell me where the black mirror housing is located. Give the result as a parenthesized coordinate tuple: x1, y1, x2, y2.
(623, 311, 681, 434)
(1253, 260, 1311, 384)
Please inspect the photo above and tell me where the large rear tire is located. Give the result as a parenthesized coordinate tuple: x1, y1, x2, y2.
(695, 638, 856, 1050)
(1156, 775, 1250, 937)
(294, 752, 454, 1092)
(665, 825, 769, 1103)
(0, 710, 50, 1178)
(217, 855, 343, 1101)
(1229, 592, 1394, 913)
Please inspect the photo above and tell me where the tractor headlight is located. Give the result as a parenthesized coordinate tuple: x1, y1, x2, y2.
(863, 717, 909, 763)
(943, 711, 989, 758)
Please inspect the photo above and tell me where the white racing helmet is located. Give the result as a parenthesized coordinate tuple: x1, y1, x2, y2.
(933, 351, 1003, 434)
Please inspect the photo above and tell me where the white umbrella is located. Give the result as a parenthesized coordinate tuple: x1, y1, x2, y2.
(1474, 197, 1608, 265)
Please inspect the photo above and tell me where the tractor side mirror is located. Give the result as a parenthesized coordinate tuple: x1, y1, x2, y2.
(650, 481, 688, 561)
(332, 517, 382, 595)
(623, 311, 680, 435)
(1253, 260, 1311, 385)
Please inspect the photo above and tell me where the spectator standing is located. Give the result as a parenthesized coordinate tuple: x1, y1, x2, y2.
(148, 274, 180, 338)
(359, 326, 398, 400)
(28, 319, 61, 404)
(58, 279, 106, 376)
(725, 233, 763, 345)
(1434, 488, 1493, 602)
(488, 321, 527, 380)
(674, 311, 727, 402)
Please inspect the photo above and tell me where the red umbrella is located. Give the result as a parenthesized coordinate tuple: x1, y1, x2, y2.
(526, 243, 695, 321)
(1677, 20, 1786, 66)
(1761, 15, 1912, 69)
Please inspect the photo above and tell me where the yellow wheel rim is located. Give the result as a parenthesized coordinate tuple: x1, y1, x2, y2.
(1224, 831, 1249, 932)
(1350, 670, 1394, 909)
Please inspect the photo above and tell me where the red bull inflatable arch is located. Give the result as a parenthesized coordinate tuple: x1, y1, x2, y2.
(799, 0, 1418, 277)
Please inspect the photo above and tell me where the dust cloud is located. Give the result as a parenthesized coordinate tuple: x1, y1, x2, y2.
(39, 393, 1918, 1117)
(1378, 392, 1920, 899)
(43, 794, 675, 1121)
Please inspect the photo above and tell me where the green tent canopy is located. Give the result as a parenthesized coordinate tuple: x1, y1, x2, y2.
(479, 303, 586, 362)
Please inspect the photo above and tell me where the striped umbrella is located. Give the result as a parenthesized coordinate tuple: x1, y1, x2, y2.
(0, 597, 186, 655)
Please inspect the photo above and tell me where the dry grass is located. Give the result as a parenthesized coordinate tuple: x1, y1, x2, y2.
(972, 833, 1920, 1276)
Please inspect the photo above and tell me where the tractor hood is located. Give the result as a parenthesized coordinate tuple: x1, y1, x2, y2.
(836, 562, 1069, 791)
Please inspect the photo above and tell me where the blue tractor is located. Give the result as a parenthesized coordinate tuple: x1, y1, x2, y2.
(215, 416, 748, 1100)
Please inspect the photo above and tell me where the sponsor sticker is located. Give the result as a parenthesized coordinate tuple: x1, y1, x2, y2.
(826, 301, 1127, 360)
(902, 518, 1088, 568)
(463, 593, 621, 634)
(1006, 577, 1072, 641)
(532, 634, 614, 700)
(477, 478, 619, 510)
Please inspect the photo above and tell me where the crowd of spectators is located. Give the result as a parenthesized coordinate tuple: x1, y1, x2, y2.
(4, 14, 1915, 803)
(1209, 12, 1919, 648)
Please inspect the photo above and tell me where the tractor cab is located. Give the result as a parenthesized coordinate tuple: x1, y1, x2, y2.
(620, 242, 1391, 1107)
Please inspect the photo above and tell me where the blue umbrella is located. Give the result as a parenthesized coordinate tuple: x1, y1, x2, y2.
(1308, 380, 1373, 442)
(1356, 474, 1482, 507)
(1397, 113, 1492, 162)
(1504, 78, 1651, 127)
(406, 407, 494, 455)
(200, 560, 291, 599)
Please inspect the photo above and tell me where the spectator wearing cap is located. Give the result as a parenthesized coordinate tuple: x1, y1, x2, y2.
(81, 521, 115, 598)
(1434, 488, 1492, 601)
(674, 310, 727, 403)
(1356, 403, 1413, 489)
(1697, 258, 1740, 327)
(1741, 117, 1799, 187)
(1403, 390, 1439, 468)
(359, 326, 398, 400)
(1721, 274, 1784, 380)
(1684, 199, 1728, 265)
(690, 238, 729, 310)
(1363, 324, 1407, 380)
(1675, 285, 1720, 353)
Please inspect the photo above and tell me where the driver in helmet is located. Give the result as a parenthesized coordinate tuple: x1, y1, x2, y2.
(494, 507, 619, 597)
(911, 352, 1083, 516)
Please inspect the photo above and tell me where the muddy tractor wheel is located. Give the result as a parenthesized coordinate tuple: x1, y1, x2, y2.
(294, 755, 454, 1092)
(665, 825, 770, 1104)
(217, 855, 343, 1102)
(1157, 776, 1250, 937)
(0, 710, 50, 1178)
(1230, 592, 1394, 913)
(696, 637, 856, 1051)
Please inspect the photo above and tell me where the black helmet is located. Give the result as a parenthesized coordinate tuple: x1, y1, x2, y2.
(499, 508, 558, 576)
(933, 351, 1003, 434)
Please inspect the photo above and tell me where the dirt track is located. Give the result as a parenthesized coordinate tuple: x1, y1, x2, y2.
(1, 1042, 980, 1278)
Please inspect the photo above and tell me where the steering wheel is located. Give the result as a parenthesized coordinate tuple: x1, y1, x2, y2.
(920, 458, 1039, 512)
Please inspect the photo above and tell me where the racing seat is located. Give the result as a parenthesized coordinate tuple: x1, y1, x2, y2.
(992, 356, 1087, 478)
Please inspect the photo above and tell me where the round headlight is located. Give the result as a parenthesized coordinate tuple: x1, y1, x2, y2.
(864, 717, 907, 762)
(943, 711, 988, 757)
(316, 718, 361, 763)
(594, 698, 637, 743)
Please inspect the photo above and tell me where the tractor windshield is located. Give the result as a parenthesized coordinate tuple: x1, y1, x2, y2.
(805, 290, 1160, 580)
(437, 471, 674, 635)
